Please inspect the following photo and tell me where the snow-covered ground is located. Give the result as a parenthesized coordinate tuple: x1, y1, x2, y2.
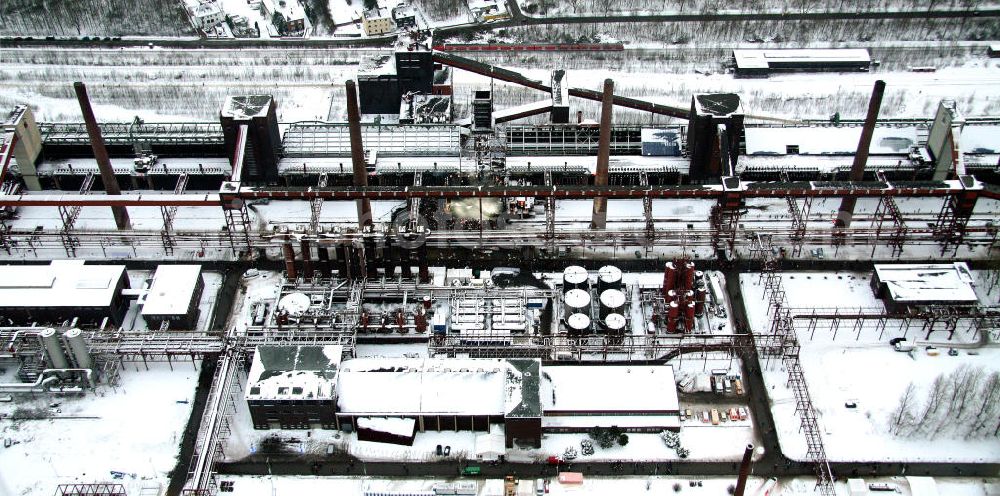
(214, 474, 774, 496)
(0, 363, 201, 496)
(740, 270, 1000, 463)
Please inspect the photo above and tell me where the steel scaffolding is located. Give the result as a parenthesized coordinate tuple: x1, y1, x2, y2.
(58, 172, 94, 257)
(162, 173, 189, 256)
(751, 233, 835, 496)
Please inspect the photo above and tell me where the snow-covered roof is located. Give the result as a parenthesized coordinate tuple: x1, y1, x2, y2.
(221, 95, 273, 120)
(357, 417, 415, 437)
(0, 261, 126, 309)
(961, 125, 1000, 154)
(905, 476, 939, 496)
(542, 415, 680, 430)
(733, 48, 871, 69)
(873, 263, 978, 304)
(359, 54, 396, 76)
(337, 358, 509, 415)
(337, 357, 540, 417)
(543, 365, 679, 414)
(745, 127, 917, 155)
(141, 265, 202, 316)
(246, 345, 343, 401)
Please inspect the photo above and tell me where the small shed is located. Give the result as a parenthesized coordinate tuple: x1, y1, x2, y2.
(473, 432, 506, 461)
(142, 265, 204, 329)
(871, 263, 978, 312)
(356, 417, 417, 446)
(906, 477, 939, 496)
(847, 478, 869, 496)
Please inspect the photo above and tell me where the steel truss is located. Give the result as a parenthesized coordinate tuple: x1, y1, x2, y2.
(185, 349, 244, 496)
(933, 193, 971, 256)
(58, 172, 94, 257)
(786, 195, 812, 258)
(790, 305, 1000, 343)
(751, 233, 835, 496)
(162, 173, 189, 255)
(871, 191, 907, 257)
(310, 173, 329, 233)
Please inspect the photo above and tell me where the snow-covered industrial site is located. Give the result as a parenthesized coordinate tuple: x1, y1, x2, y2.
(1, 1, 1000, 495)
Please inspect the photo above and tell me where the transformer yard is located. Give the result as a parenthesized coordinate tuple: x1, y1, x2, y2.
(0, 29, 999, 496)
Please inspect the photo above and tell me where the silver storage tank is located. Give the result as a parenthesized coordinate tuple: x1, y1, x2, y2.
(64, 328, 93, 370)
(598, 288, 626, 319)
(602, 313, 627, 334)
(566, 312, 592, 335)
(562, 266, 590, 293)
(40, 328, 68, 369)
(564, 288, 592, 317)
(597, 265, 623, 292)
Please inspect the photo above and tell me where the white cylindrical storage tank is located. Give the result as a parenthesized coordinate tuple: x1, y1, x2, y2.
(562, 265, 589, 293)
(64, 328, 93, 370)
(602, 313, 626, 334)
(277, 292, 311, 317)
(598, 289, 626, 319)
(40, 328, 68, 369)
(564, 288, 591, 317)
(597, 265, 623, 292)
(566, 312, 591, 335)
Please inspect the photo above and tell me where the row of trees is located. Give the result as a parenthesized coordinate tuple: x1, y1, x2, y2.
(497, 17, 1000, 45)
(528, 0, 983, 16)
(0, 0, 193, 36)
(889, 365, 1000, 439)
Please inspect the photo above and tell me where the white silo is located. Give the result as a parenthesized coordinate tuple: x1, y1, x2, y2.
(40, 328, 68, 369)
(563, 288, 592, 317)
(64, 328, 93, 370)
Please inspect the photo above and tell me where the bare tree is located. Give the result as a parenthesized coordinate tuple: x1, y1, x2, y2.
(890, 382, 918, 435)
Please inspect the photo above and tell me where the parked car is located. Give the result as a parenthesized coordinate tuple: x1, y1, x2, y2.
(728, 407, 739, 421)
(737, 407, 748, 420)
(701, 411, 710, 423)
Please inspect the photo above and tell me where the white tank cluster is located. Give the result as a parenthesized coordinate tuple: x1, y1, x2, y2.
(562, 264, 628, 336)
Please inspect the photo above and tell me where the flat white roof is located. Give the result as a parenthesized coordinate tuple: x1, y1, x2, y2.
(543, 365, 679, 414)
(246, 345, 343, 401)
(0, 261, 125, 308)
(734, 48, 871, 68)
(961, 125, 1000, 154)
(745, 126, 917, 155)
(542, 415, 681, 430)
(874, 263, 978, 303)
(142, 265, 202, 316)
(337, 358, 510, 416)
(357, 417, 415, 437)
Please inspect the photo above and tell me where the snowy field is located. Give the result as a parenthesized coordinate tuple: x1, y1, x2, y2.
(0, 362, 201, 496)
(740, 271, 1000, 463)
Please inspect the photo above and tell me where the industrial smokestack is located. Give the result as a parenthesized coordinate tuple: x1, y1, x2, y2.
(734, 443, 754, 496)
(282, 240, 297, 279)
(300, 239, 313, 280)
(836, 80, 886, 228)
(73, 82, 131, 230)
(591, 78, 614, 230)
(345, 80, 372, 227)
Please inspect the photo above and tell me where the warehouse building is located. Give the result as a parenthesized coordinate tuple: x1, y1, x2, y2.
(335, 357, 542, 448)
(541, 365, 681, 433)
(733, 48, 871, 77)
(871, 262, 978, 312)
(246, 345, 343, 429)
(0, 261, 130, 325)
(141, 265, 204, 329)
